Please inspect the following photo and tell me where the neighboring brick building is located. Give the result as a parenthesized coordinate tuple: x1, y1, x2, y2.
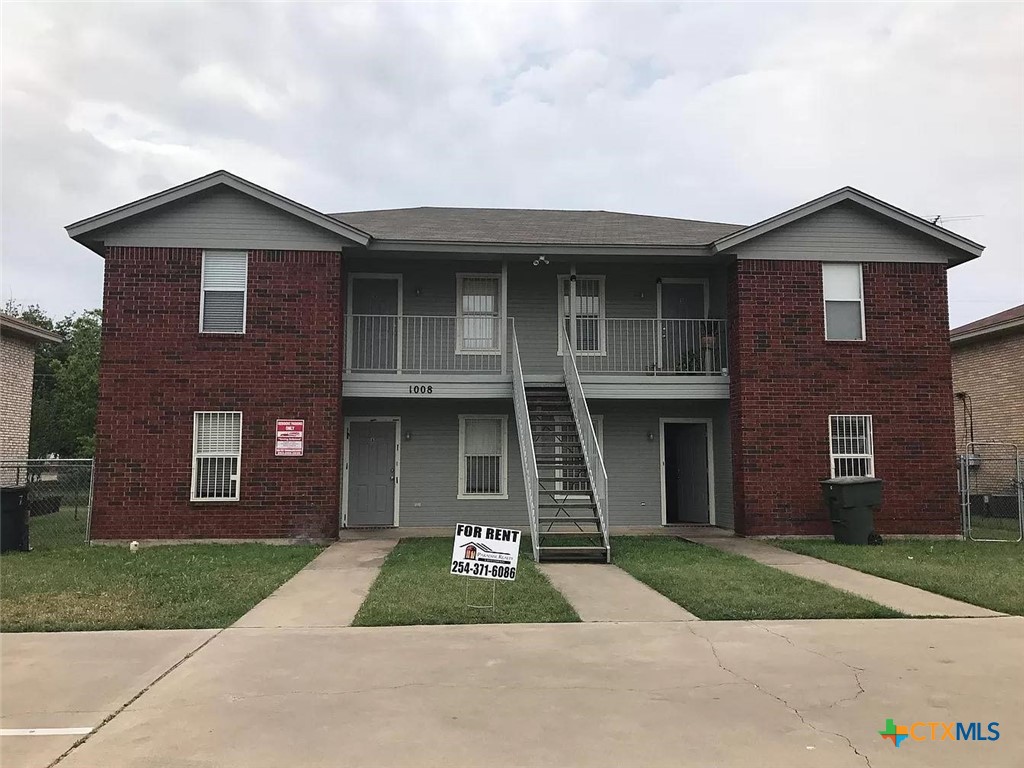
(65, 172, 985, 550)
(951, 304, 1024, 451)
(1, 315, 63, 461)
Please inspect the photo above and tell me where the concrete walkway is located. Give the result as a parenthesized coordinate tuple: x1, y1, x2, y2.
(233, 539, 395, 628)
(692, 536, 1003, 618)
(540, 563, 698, 622)
(39, 617, 1024, 768)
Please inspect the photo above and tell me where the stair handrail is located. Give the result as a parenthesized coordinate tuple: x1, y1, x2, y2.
(560, 324, 611, 561)
(510, 320, 541, 561)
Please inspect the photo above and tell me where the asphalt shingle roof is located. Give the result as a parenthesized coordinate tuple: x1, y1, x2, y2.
(330, 207, 745, 247)
(950, 303, 1024, 338)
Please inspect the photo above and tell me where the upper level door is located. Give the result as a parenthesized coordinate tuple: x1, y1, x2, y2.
(349, 275, 401, 372)
(658, 280, 708, 373)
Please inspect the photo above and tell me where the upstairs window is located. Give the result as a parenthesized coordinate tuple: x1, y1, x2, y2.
(192, 412, 242, 501)
(822, 263, 864, 340)
(829, 415, 874, 478)
(201, 251, 248, 333)
(458, 415, 507, 498)
(558, 275, 606, 355)
(456, 274, 500, 352)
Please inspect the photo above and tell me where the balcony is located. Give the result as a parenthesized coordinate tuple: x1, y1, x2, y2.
(570, 318, 727, 376)
(342, 315, 729, 399)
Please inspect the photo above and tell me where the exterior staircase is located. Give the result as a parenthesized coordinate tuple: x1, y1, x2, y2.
(526, 386, 610, 562)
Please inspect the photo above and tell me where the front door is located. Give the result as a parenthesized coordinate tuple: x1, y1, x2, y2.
(664, 423, 710, 524)
(346, 421, 397, 526)
(350, 277, 400, 372)
(660, 281, 707, 372)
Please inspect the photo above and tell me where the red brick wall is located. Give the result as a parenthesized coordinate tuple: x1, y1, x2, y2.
(727, 259, 959, 536)
(92, 247, 343, 539)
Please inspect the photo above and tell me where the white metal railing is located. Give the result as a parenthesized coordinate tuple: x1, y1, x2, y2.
(570, 318, 728, 375)
(510, 321, 541, 561)
(561, 324, 610, 560)
(345, 315, 508, 374)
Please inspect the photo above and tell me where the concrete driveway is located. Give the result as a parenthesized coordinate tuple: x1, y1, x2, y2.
(3, 618, 1022, 768)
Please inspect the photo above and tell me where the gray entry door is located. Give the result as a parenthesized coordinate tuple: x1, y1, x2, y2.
(665, 423, 710, 524)
(660, 282, 707, 372)
(347, 421, 397, 526)
(351, 277, 399, 372)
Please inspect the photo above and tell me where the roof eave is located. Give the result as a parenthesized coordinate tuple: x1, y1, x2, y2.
(65, 171, 371, 251)
(950, 316, 1024, 345)
(710, 187, 985, 265)
(365, 239, 715, 256)
(0, 318, 64, 344)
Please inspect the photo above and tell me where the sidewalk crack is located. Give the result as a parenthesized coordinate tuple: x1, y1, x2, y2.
(686, 624, 872, 767)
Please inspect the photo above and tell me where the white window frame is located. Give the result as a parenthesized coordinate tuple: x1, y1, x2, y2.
(822, 262, 865, 341)
(828, 414, 874, 478)
(455, 273, 502, 354)
(191, 411, 243, 502)
(457, 414, 509, 500)
(557, 274, 607, 356)
(199, 250, 248, 334)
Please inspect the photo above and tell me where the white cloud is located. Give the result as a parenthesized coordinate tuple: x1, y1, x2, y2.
(0, 1, 1021, 325)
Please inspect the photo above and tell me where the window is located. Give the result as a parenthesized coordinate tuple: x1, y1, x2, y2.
(558, 275, 605, 355)
(829, 415, 874, 478)
(822, 263, 864, 340)
(458, 415, 508, 498)
(192, 412, 242, 501)
(456, 274, 500, 352)
(201, 251, 248, 333)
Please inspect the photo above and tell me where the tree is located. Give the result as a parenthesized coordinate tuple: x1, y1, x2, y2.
(4, 301, 101, 457)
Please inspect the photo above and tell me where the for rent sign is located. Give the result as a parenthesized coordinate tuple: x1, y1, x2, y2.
(275, 420, 305, 457)
(450, 523, 522, 581)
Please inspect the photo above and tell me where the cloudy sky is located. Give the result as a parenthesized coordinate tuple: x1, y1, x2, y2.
(2, 1, 1022, 327)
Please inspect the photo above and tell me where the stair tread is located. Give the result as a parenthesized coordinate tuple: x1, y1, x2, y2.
(539, 502, 596, 508)
(538, 515, 599, 522)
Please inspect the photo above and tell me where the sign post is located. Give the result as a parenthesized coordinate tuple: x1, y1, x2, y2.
(450, 523, 522, 609)
(275, 420, 305, 457)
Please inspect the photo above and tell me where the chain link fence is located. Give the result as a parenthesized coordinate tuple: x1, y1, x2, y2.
(958, 443, 1023, 543)
(1, 459, 93, 551)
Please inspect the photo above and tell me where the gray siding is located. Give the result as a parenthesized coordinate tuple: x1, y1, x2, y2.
(99, 188, 351, 251)
(345, 256, 729, 378)
(344, 399, 528, 528)
(342, 398, 733, 530)
(731, 201, 958, 263)
(593, 400, 733, 528)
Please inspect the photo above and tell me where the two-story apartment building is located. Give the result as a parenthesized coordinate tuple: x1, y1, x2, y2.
(66, 172, 983, 560)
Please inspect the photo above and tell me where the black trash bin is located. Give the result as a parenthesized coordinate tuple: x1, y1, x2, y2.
(820, 477, 883, 545)
(1, 485, 31, 553)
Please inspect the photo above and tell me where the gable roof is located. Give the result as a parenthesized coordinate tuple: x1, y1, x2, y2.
(1, 314, 63, 345)
(711, 187, 984, 265)
(66, 170, 370, 253)
(950, 303, 1024, 344)
(332, 207, 743, 249)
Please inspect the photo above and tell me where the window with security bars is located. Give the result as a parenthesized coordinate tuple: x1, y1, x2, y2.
(459, 416, 507, 498)
(457, 274, 500, 351)
(829, 415, 874, 478)
(559, 275, 605, 354)
(201, 251, 248, 333)
(192, 412, 242, 501)
(822, 263, 864, 341)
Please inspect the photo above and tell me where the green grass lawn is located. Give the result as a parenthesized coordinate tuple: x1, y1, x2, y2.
(27, 504, 90, 551)
(0, 544, 322, 632)
(776, 538, 1024, 616)
(612, 536, 902, 620)
(353, 537, 579, 626)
